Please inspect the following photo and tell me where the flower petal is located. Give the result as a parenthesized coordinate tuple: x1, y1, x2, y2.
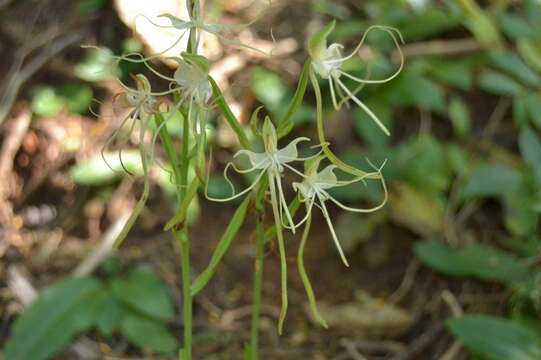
(276, 137, 310, 163)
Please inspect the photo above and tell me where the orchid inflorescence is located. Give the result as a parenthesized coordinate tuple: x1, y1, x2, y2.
(96, 3, 402, 353)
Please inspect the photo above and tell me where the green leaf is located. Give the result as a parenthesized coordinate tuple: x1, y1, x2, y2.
(388, 183, 445, 236)
(385, 71, 446, 112)
(59, 83, 93, 114)
(519, 126, 541, 169)
(488, 50, 541, 87)
(250, 66, 288, 111)
(447, 315, 541, 360)
(525, 93, 541, 129)
(75, 47, 117, 82)
(69, 151, 143, 186)
(353, 100, 391, 148)
(498, 14, 535, 41)
(93, 289, 123, 337)
(111, 269, 174, 321)
(518, 39, 541, 73)
(479, 70, 523, 96)
(4, 277, 102, 360)
(462, 164, 522, 199)
(191, 195, 251, 295)
(396, 135, 451, 194)
(279, 60, 311, 134)
(448, 96, 471, 138)
(428, 58, 474, 91)
(31, 86, 63, 117)
(398, 8, 461, 40)
(504, 187, 539, 238)
(120, 313, 177, 354)
(415, 240, 530, 285)
(308, 20, 336, 58)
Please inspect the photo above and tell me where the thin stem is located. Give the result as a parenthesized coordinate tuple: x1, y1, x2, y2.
(268, 173, 288, 335)
(249, 210, 265, 359)
(297, 213, 327, 328)
(175, 228, 192, 360)
(310, 68, 377, 179)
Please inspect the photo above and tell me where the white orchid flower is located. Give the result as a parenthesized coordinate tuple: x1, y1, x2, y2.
(205, 117, 312, 234)
(308, 21, 404, 136)
(105, 74, 158, 168)
(292, 157, 388, 266)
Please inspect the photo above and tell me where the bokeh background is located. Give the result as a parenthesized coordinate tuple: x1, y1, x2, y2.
(1, 0, 541, 359)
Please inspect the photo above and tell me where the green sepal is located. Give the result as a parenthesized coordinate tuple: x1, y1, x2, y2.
(308, 20, 336, 58)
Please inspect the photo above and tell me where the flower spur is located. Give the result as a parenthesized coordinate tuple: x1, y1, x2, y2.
(309, 21, 404, 136)
(292, 157, 388, 267)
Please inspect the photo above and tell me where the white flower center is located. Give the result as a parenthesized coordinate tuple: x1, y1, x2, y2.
(312, 43, 343, 79)
(174, 64, 212, 104)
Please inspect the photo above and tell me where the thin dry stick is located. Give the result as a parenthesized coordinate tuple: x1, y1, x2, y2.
(393, 38, 481, 60)
(73, 212, 131, 277)
(440, 290, 464, 360)
(388, 259, 420, 304)
(0, 32, 83, 124)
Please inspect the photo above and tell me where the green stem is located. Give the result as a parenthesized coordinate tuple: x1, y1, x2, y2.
(309, 69, 376, 179)
(249, 211, 265, 359)
(268, 173, 288, 335)
(175, 228, 192, 360)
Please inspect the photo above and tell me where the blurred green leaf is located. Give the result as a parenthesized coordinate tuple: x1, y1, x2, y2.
(93, 289, 123, 337)
(191, 196, 250, 296)
(120, 313, 177, 354)
(498, 14, 535, 41)
(504, 187, 539, 238)
(448, 96, 471, 138)
(78, 0, 106, 14)
(479, 70, 523, 96)
(111, 269, 175, 321)
(4, 277, 102, 360)
(518, 39, 541, 73)
(389, 183, 445, 236)
(514, 95, 530, 128)
(447, 314, 541, 360)
(415, 240, 530, 285)
(31, 86, 63, 117)
(250, 67, 288, 111)
(525, 93, 541, 129)
(462, 164, 522, 199)
(488, 50, 541, 87)
(460, 0, 503, 48)
(519, 126, 541, 170)
(59, 83, 93, 114)
(428, 58, 474, 90)
(398, 8, 461, 40)
(396, 135, 451, 194)
(75, 47, 117, 82)
(353, 101, 391, 148)
(445, 143, 472, 177)
(70, 151, 143, 186)
(385, 71, 446, 112)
